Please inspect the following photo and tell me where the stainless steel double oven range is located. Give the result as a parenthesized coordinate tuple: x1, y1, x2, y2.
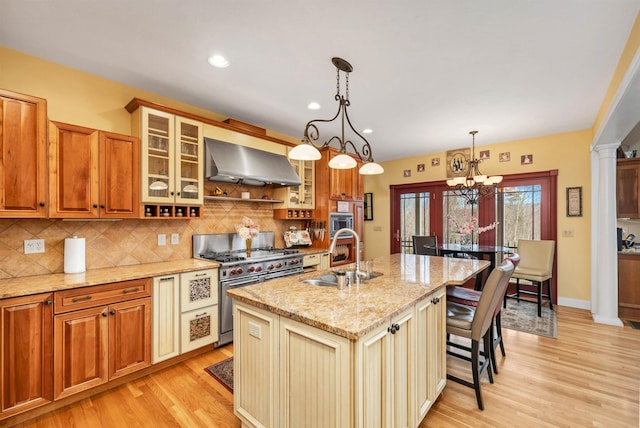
(193, 232, 303, 347)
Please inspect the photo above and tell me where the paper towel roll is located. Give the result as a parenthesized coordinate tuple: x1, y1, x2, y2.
(64, 236, 86, 274)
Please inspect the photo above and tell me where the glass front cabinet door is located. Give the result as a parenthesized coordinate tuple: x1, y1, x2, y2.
(138, 107, 203, 205)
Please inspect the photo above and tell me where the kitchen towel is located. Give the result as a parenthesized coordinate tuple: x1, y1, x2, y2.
(64, 236, 86, 273)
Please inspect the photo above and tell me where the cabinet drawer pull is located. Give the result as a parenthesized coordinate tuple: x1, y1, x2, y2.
(195, 273, 208, 277)
(122, 287, 140, 293)
(72, 295, 92, 303)
(159, 277, 174, 281)
(195, 312, 208, 318)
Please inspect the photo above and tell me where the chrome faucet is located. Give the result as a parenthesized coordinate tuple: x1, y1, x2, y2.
(329, 228, 367, 285)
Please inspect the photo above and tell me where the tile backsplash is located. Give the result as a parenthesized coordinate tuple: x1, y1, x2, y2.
(0, 184, 298, 279)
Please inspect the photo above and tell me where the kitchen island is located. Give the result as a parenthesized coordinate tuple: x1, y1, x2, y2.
(228, 253, 489, 428)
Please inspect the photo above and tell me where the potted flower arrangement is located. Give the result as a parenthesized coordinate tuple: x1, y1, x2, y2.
(447, 214, 498, 247)
(236, 216, 259, 256)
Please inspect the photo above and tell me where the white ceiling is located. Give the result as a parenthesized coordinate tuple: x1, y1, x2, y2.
(1, 0, 638, 162)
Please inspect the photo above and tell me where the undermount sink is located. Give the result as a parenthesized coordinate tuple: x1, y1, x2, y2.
(301, 271, 383, 286)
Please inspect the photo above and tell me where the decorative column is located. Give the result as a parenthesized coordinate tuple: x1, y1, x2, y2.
(591, 143, 623, 326)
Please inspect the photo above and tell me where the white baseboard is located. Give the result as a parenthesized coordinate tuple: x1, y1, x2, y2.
(557, 297, 590, 310)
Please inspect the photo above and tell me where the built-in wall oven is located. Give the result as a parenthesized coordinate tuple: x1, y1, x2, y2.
(193, 232, 303, 347)
(329, 212, 354, 238)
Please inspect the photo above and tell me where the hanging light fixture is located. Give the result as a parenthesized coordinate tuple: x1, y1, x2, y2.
(446, 130, 503, 204)
(288, 57, 384, 175)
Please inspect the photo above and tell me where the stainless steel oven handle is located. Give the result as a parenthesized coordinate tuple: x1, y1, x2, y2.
(221, 276, 265, 288)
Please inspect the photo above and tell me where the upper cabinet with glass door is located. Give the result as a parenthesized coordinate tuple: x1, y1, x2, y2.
(132, 106, 204, 211)
(273, 156, 315, 211)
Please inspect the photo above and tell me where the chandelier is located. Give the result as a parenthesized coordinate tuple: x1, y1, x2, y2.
(446, 131, 503, 204)
(288, 57, 384, 175)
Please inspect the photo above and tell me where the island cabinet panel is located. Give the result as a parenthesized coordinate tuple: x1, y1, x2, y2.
(415, 288, 446, 421)
(355, 306, 415, 428)
(279, 317, 350, 428)
(234, 288, 445, 428)
(234, 303, 279, 428)
(0, 293, 53, 417)
(0, 89, 47, 218)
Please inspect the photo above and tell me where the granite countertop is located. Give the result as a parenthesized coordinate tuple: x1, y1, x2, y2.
(0, 259, 220, 299)
(619, 249, 640, 256)
(228, 253, 490, 340)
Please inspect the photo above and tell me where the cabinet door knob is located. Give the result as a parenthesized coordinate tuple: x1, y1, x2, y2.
(93, 204, 98, 208)
(177, 192, 180, 196)
(45, 299, 52, 305)
(110, 310, 116, 315)
(39, 202, 45, 207)
(432, 297, 440, 304)
(393, 323, 400, 331)
(102, 312, 108, 317)
(100, 204, 105, 209)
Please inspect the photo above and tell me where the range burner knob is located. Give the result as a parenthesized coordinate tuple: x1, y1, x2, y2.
(268, 264, 275, 270)
(230, 269, 237, 275)
(291, 259, 299, 265)
(276, 263, 283, 268)
(256, 266, 263, 272)
(248, 266, 255, 272)
(236, 268, 243, 274)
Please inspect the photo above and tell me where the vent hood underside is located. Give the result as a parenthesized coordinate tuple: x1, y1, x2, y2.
(204, 137, 302, 187)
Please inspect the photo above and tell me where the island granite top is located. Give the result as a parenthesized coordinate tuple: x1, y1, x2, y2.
(228, 253, 490, 340)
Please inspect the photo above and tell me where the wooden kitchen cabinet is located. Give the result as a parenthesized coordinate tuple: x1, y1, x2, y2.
(53, 279, 152, 399)
(617, 158, 640, 218)
(48, 121, 140, 218)
(129, 105, 204, 213)
(0, 89, 47, 218)
(0, 293, 53, 417)
(618, 254, 640, 321)
(322, 148, 364, 201)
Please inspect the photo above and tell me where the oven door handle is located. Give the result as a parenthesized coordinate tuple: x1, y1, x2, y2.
(221, 276, 265, 288)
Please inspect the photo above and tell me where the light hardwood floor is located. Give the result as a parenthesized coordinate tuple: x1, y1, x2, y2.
(12, 307, 640, 428)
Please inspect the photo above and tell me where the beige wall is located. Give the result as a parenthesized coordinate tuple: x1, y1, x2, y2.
(364, 129, 592, 301)
(0, 46, 301, 279)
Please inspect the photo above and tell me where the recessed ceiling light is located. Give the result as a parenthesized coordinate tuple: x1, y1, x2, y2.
(362, 128, 373, 134)
(307, 102, 321, 110)
(208, 55, 229, 68)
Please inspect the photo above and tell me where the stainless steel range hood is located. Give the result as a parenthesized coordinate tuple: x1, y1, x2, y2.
(204, 137, 302, 187)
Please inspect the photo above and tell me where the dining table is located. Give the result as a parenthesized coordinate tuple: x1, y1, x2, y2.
(438, 244, 513, 290)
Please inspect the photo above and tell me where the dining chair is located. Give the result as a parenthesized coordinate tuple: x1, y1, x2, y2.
(412, 235, 439, 256)
(446, 260, 514, 410)
(446, 253, 519, 374)
(507, 239, 555, 317)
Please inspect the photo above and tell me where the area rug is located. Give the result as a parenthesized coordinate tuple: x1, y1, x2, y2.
(501, 300, 557, 338)
(205, 358, 234, 393)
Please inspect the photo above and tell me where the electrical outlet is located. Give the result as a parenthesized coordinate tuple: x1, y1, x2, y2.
(171, 233, 179, 245)
(158, 234, 166, 246)
(562, 229, 574, 237)
(24, 239, 45, 254)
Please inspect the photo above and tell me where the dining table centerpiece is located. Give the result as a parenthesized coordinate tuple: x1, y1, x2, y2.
(448, 214, 498, 248)
(236, 216, 260, 257)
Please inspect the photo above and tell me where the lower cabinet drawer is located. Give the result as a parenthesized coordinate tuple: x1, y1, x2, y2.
(180, 305, 218, 353)
(54, 278, 151, 314)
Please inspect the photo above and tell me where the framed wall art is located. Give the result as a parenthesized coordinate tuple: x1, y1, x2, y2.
(566, 186, 582, 217)
(446, 148, 470, 178)
(364, 192, 373, 221)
